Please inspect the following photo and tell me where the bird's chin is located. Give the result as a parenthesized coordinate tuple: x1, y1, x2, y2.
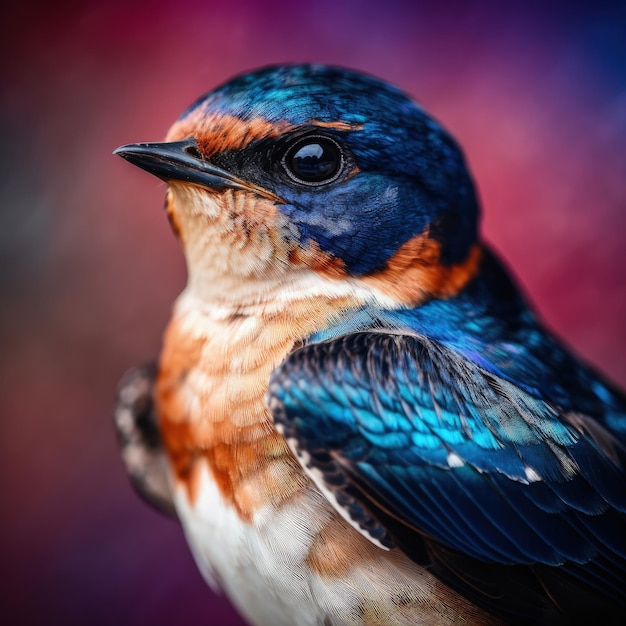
(167, 183, 302, 294)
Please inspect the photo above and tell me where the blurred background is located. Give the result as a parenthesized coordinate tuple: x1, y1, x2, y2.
(1, 1, 625, 624)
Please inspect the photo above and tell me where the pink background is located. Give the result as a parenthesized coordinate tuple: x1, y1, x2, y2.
(1, 1, 625, 624)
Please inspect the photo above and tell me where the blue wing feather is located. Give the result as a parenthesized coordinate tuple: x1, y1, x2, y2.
(269, 331, 626, 619)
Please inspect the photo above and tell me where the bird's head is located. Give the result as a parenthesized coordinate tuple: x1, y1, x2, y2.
(116, 65, 481, 310)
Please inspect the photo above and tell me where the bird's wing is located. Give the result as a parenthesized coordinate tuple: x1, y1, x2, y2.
(268, 332, 626, 620)
(114, 363, 177, 518)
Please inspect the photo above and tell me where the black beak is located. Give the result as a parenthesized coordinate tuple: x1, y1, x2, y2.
(114, 138, 281, 200)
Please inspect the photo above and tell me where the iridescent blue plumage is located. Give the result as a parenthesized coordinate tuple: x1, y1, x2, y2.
(270, 249, 626, 622)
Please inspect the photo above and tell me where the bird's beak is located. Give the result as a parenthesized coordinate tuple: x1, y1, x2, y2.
(114, 138, 282, 202)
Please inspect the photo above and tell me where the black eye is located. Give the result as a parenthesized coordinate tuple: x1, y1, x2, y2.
(282, 136, 344, 186)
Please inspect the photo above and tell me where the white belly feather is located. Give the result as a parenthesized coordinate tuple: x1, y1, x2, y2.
(173, 461, 498, 626)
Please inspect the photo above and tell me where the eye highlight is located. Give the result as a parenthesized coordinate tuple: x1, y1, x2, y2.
(281, 135, 344, 186)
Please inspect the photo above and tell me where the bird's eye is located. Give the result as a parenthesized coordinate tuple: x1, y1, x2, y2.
(282, 136, 344, 186)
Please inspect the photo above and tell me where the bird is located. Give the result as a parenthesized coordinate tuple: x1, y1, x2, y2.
(113, 64, 626, 625)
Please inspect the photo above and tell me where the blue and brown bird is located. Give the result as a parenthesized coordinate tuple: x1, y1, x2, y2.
(114, 65, 626, 625)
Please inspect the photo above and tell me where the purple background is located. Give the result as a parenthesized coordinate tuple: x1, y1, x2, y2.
(1, 1, 625, 624)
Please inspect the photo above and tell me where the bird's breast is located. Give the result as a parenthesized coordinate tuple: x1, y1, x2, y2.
(155, 286, 362, 518)
(157, 301, 303, 520)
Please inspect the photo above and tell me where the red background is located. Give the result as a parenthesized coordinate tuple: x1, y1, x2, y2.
(1, 1, 625, 624)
